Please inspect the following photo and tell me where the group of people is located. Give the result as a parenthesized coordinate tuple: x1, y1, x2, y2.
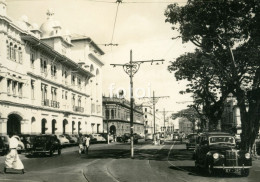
(78, 134, 90, 155)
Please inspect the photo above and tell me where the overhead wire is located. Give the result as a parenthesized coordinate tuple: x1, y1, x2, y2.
(110, 1, 121, 45)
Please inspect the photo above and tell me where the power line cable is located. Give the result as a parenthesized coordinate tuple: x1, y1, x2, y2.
(110, 1, 121, 45)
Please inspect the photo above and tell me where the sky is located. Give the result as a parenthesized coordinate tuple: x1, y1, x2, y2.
(6, 0, 195, 117)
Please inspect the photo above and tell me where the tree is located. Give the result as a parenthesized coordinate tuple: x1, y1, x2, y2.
(165, 0, 260, 151)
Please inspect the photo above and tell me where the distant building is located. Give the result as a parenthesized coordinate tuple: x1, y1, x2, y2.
(142, 106, 162, 134)
(179, 118, 193, 135)
(102, 97, 144, 136)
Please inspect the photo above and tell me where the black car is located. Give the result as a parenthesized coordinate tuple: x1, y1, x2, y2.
(32, 135, 62, 156)
(19, 134, 36, 153)
(186, 133, 198, 150)
(0, 136, 9, 155)
(194, 132, 252, 176)
(122, 133, 138, 144)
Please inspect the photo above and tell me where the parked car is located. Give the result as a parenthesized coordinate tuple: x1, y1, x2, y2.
(186, 133, 198, 150)
(100, 133, 113, 142)
(122, 133, 138, 144)
(32, 135, 62, 156)
(0, 136, 9, 155)
(63, 134, 77, 145)
(83, 134, 97, 144)
(19, 134, 36, 153)
(55, 134, 70, 147)
(91, 134, 106, 143)
(0, 135, 25, 154)
(70, 134, 79, 144)
(145, 133, 153, 141)
(194, 132, 252, 176)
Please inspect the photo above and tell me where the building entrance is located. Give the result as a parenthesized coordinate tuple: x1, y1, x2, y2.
(7, 114, 22, 135)
(110, 125, 116, 135)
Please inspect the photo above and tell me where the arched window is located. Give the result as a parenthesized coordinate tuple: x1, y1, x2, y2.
(41, 119, 47, 134)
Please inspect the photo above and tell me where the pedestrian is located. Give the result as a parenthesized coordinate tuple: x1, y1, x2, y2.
(4, 135, 25, 174)
(84, 135, 90, 155)
(78, 133, 85, 154)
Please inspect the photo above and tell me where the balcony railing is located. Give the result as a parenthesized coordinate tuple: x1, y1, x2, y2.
(42, 99, 60, 108)
(73, 106, 84, 113)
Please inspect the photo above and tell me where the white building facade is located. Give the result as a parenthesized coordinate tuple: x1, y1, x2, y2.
(0, 1, 104, 135)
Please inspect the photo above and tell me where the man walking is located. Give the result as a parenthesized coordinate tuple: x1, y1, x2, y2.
(78, 134, 85, 154)
(84, 135, 90, 155)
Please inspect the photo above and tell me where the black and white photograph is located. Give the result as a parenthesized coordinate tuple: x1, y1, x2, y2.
(0, 0, 260, 181)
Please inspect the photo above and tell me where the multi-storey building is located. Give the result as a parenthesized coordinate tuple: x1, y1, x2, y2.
(143, 106, 162, 134)
(0, 1, 104, 135)
(102, 97, 144, 136)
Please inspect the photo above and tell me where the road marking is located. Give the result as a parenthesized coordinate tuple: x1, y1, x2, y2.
(0, 179, 40, 182)
(106, 159, 120, 182)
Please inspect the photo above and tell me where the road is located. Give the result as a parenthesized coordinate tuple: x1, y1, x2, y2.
(0, 141, 259, 182)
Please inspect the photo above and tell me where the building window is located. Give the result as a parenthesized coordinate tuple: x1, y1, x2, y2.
(62, 90, 64, 99)
(65, 91, 68, 100)
(30, 50, 35, 68)
(18, 47, 23, 63)
(145, 108, 147, 112)
(51, 87, 57, 101)
(145, 115, 147, 119)
(71, 75, 76, 86)
(72, 94, 76, 107)
(12, 81, 17, 96)
(51, 65, 57, 77)
(78, 96, 81, 107)
(31, 80, 35, 99)
(6, 41, 10, 59)
(7, 79, 11, 94)
(40, 58, 47, 73)
(78, 77, 81, 88)
(41, 84, 47, 100)
(18, 83, 23, 98)
(97, 105, 101, 113)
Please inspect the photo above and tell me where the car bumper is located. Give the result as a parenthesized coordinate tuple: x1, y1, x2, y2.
(213, 165, 251, 169)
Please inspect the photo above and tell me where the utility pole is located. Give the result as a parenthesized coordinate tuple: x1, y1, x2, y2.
(111, 50, 164, 158)
(142, 91, 169, 144)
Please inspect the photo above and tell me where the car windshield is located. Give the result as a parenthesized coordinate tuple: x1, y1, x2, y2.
(209, 136, 235, 144)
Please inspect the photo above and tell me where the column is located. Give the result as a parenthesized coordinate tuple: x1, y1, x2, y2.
(0, 118, 7, 134)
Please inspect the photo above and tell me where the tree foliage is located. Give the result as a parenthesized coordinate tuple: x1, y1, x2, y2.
(165, 0, 260, 151)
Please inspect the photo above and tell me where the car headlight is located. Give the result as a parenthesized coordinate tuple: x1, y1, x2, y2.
(213, 153, 219, 159)
(245, 153, 250, 159)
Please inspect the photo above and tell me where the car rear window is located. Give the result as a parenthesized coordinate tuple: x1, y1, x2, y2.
(35, 136, 49, 141)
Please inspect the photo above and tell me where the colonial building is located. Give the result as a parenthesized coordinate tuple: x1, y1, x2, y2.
(143, 106, 161, 134)
(0, 1, 104, 135)
(102, 97, 144, 136)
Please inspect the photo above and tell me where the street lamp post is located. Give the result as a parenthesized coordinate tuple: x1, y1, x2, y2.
(111, 50, 164, 158)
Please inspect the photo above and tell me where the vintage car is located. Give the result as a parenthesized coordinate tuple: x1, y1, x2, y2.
(0, 136, 9, 155)
(32, 135, 62, 156)
(19, 134, 36, 153)
(194, 132, 252, 176)
(186, 133, 198, 150)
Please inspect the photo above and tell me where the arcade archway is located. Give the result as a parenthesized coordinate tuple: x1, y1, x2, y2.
(7, 114, 22, 135)
(110, 125, 116, 135)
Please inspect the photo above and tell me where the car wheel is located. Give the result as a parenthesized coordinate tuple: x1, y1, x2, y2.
(49, 150, 53, 156)
(206, 164, 215, 176)
(58, 149, 61, 155)
(241, 169, 250, 177)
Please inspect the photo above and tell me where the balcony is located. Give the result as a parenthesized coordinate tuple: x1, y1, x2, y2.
(73, 106, 84, 113)
(42, 99, 60, 108)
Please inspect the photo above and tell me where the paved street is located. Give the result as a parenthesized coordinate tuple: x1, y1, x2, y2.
(0, 141, 260, 182)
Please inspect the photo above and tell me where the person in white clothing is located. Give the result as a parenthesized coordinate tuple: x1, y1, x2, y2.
(84, 135, 90, 155)
(4, 135, 24, 174)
